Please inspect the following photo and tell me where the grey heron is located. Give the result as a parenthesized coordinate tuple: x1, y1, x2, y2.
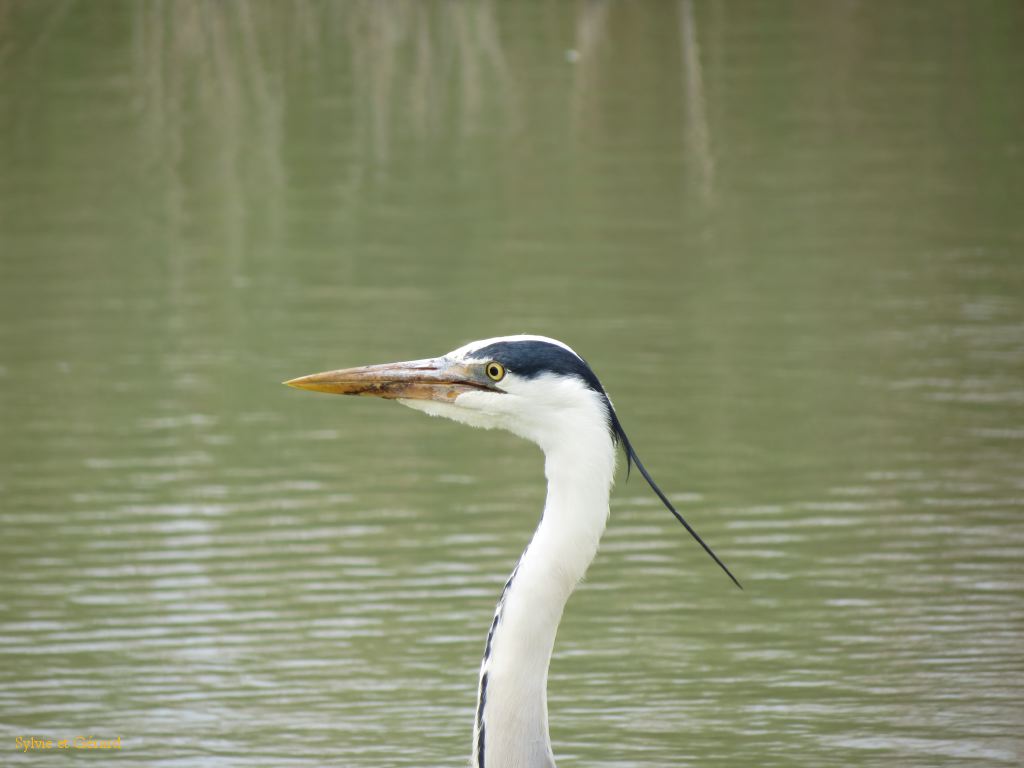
(286, 335, 739, 768)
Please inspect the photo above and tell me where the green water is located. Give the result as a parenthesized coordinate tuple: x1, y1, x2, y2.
(1, 2, 1023, 766)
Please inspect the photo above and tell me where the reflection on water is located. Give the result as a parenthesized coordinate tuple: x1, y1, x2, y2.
(1, 2, 1023, 766)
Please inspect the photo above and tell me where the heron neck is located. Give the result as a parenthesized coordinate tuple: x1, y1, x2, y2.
(474, 429, 616, 768)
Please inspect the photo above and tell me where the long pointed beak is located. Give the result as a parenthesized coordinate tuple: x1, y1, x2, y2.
(284, 357, 496, 402)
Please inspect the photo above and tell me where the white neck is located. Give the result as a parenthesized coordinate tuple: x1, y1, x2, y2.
(473, 423, 616, 768)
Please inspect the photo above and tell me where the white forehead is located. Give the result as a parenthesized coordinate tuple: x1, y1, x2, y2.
(448, 335, 581, 360)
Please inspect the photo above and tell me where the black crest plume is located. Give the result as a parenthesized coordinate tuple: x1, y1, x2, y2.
(469, 339, 742, 590)
(610, 415, 742, 590)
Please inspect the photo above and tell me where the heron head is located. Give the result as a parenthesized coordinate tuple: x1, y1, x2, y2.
(285, 335, 622, 451)
(286, 334, 742, 589)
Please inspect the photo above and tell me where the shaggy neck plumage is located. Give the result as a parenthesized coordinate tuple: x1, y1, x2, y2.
(473, 418, 616, 768)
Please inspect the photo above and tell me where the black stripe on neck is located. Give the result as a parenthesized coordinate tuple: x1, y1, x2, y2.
(476, 672, 488, 768)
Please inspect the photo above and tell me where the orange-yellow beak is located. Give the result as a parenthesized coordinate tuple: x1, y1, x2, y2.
(284, 357, 498, 402)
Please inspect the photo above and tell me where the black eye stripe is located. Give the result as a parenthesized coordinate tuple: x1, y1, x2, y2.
(471, 341, 600, 391)
(468, 339, 624, 444)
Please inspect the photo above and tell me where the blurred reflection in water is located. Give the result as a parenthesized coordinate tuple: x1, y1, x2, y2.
(1, 2, 1022, 766)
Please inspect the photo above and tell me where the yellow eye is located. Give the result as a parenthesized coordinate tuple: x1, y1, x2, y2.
(485, 361, 506, 381)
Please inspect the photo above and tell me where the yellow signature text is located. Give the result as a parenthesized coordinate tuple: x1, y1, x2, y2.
(15, 735, 122, 752)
